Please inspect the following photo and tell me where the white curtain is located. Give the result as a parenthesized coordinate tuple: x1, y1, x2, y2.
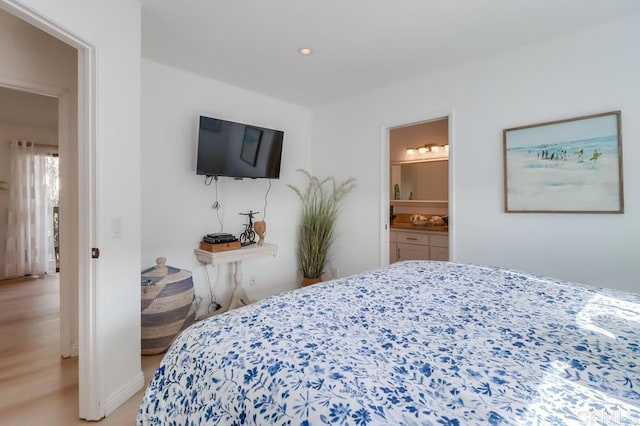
(4, 140, 56, 278)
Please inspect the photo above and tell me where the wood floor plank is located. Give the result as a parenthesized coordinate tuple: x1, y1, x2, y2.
(0, 274, 163, 424)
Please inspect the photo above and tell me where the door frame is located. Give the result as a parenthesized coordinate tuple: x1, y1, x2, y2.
(0, 0, 101, 419)
(379, 109, 455, 265)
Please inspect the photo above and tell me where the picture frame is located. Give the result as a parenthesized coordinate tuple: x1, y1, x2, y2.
(503, 111, 623, 213)
(240, 126, 262, 166)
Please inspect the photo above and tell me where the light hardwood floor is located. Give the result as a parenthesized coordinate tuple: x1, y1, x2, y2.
(0, 274, 162, 425)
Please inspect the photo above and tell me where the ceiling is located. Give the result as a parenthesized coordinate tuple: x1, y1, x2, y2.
(141, 0, 640, 108)
(0, 86, 58, 129)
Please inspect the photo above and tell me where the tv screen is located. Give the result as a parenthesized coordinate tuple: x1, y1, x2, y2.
(196, 116, 284, 179)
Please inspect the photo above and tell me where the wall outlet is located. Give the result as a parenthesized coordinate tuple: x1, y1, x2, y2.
(249, 276, 256, 286)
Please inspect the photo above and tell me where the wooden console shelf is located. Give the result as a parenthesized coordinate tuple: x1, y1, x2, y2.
(194, 243, 278, 265)
(194, 243, 278, 311)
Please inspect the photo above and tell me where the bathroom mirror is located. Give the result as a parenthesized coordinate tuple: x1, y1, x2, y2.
(390, 159, 448, 201)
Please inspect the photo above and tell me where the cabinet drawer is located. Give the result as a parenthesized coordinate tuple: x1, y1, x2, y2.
(397, 242, 428, 261)
(397, 232, 430, 245)
(430, 246, 449, 261)
(430, 234, 449, 248)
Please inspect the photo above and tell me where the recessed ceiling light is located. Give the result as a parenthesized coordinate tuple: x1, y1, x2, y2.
(298, 48, 313, 56)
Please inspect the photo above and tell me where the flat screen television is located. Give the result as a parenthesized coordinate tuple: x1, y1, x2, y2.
(196, 116, 284, 179)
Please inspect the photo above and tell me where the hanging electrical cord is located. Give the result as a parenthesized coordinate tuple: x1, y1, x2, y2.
(204, 264, 222, 314)
(205, 176, 224, 231)
(262, 179, 272, 221)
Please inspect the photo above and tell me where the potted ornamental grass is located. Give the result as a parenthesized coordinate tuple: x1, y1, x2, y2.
(288, 169, 356, 286)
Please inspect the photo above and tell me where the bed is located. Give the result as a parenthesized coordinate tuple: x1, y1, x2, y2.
(137, 261, 640, 425)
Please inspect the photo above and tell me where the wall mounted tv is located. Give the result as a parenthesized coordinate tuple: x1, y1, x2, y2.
(196, 115, 284, 179)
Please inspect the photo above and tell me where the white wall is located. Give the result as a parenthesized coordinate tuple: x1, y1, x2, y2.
(2, 0, 142, 418)
(312, 14, 640, 293)
(141, 59, 312, 317)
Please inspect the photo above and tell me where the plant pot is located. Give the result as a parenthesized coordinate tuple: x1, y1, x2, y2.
(301, 276, 322, 287)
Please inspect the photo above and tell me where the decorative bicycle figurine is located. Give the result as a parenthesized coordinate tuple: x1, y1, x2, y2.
(239, 210, 259, 246)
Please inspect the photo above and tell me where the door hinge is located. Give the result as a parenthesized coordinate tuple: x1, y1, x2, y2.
(91, 247, 100, 259)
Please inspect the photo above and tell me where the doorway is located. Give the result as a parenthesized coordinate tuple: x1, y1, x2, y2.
(380, 112, 454, 265)
(0, 1, 99, 419)
(0, 87, 60, 280)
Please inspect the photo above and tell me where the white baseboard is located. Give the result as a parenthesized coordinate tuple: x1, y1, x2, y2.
(104, 370, 144, 417)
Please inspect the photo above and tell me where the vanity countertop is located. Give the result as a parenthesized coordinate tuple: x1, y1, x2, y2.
(390, 223, 448, 233)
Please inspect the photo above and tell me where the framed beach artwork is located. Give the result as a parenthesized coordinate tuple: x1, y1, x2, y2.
(503, 111, 623, 213)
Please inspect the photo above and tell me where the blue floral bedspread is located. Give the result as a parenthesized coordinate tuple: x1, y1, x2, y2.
(137, 261, 640, 425)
